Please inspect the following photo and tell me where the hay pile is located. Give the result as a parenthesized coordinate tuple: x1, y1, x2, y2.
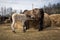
(49, 14, 60, 27)
(43, 13, 51, 28)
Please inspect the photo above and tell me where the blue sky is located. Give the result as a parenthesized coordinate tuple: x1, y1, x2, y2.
(0, 0, 60, 11)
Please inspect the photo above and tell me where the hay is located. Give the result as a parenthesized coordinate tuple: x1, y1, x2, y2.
(43, 13, 51, 28)
(49, 14, 60, 27)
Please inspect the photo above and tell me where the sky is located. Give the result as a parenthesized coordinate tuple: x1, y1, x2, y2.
(0, 0, 60, 11)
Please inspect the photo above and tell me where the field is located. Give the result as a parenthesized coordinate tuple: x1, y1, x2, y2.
(0, 22, 60, 40)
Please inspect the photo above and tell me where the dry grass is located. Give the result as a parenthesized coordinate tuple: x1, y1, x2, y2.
(0, 23, 60, 40)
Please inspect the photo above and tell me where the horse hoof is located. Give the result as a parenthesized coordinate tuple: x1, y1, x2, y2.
(23, 30, 26, 33)
(38, 29, 43, 31)
(12, 31, 16, 33)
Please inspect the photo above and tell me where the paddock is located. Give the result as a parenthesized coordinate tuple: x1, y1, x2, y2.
(0, 22, 60, 40)
(0, 9, 60, 40)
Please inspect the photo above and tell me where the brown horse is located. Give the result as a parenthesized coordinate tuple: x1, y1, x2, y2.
(32, 8, 44, 31)
(23, 8, 44, 31)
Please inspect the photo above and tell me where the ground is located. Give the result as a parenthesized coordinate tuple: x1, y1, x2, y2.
(0, 22, 60, 40)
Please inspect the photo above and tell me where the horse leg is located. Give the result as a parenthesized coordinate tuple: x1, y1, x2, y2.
(39, 23, 43, 31)
(25, 20, 29, 30)
(39, 19, 44, 31)
(11, 19, 16, 33)
(23, 24, 26, 32)
(22, 21, 26, 32)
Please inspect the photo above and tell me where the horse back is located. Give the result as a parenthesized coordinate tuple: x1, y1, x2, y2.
(12, 13, 27, 21)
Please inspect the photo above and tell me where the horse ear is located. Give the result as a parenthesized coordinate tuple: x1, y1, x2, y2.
(33, 9, 36, 13)
(23, 10, 28, 14)
(24, 10, 28, 12)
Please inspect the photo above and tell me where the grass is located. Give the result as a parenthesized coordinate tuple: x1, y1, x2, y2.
(0, 23, 60, 40)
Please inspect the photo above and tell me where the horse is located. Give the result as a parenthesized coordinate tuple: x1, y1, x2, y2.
(23, 8, 51, 31)
(33, 8, 44, 31)
(23, 8, 45, 31)
(11, 10, 35, 33)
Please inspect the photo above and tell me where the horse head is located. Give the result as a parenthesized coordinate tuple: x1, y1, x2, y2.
(32, 8, 44, 20)
(23, 10, 35, 20)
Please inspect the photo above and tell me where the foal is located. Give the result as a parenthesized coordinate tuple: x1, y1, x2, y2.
(11, 10, 35, 33)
